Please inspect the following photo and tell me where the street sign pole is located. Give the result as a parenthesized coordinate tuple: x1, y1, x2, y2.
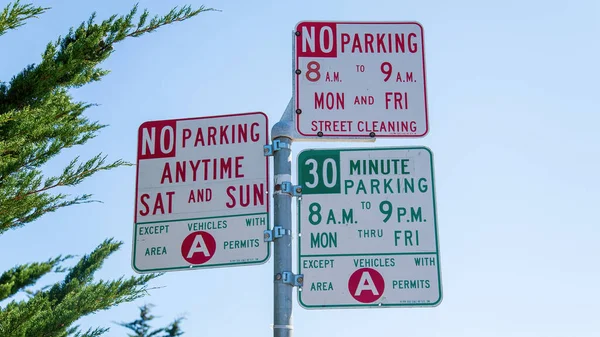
(265, 100, 303, 337)
(272, 135, 293, 337)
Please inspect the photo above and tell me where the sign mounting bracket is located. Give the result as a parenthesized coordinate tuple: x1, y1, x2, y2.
(280, 271, 304, 288)
(264, 226, 290, 242)
(277, 182, 302, 197)
(264, 139, 291, 156)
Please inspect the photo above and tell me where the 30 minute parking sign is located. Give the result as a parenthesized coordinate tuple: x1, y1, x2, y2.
(296, 146, 442, 308)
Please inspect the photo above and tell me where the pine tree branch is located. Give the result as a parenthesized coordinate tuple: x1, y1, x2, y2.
(67, 326, 108, 337)
(12, 155, 129, 201)
(126, 4, 219, 38)
(0, 3, 217, 113)
(47, 238, 123, 300)
(0, 155, 132, 234)
(0, 89, 106, 182)
(0, 1, 49, 36)
(0, 256, 70, 302)
(0, 240, 161, 337)
(162, 316, 186, 337)
(0, 3, 211, 336)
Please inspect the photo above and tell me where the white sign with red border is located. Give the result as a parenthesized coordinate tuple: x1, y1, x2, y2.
(294, 21, 428, 139)
(132, 112, 270, 273)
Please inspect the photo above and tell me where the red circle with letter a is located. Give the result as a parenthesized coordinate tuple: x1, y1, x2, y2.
(348, 268, 385, 303)
(181, 231, 216, 265)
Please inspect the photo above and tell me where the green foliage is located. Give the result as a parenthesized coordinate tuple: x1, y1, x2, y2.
(0, 2, 216, 336)
(0, 2, 217, 234)
(0, 0, 48, 36)
(116, 304, 185, 337)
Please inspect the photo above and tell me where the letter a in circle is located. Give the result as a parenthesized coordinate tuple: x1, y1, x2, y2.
(181, 231, 217, 265)
(187, 234, 210, 258)
(348, 267, 385, 303)
(354, 271, 379, 297)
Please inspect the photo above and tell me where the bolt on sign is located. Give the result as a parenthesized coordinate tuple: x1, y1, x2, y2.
(293, 21, 428, 140)
(296, 146, 442, 308)
(132, 112, 270, 273)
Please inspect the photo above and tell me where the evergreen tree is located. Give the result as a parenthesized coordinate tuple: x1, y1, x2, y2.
(0, 2, 215, 336)
(116, 304, 185, 337)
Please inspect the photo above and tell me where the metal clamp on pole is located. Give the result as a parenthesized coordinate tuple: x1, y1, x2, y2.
(263, 139, 291, 156)
(282, 271, 304, 288)
(278, 182, 302, 197)
(263, 226, 290, 242)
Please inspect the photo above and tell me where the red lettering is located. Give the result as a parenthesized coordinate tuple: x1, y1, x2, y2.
(200, 159, 209, 180)
(225, 184, 265, 209)
(296, 22, 338, 57)
(137, 120, 177, 159)
(164, 191, 175, 214)
(341, 33, 350, 52)
(376, 34, 386, 53)
(158, 157, 248, 183)
(351, 34, 362, 53)
(139, 191, 175, 216)
(353, 95, 375, 105)
(238, 124, 247, 143)
(364, 33, 374, 53)
(385, 92, 408, 110)
(337, 31, 421, 54)
(394, 33, 405, 53)
(175, 161, 185, 182)
(188, 188, 212, 203)
(182, 128, 191, 148)
(188, 123, 262, 148)
(408, 32, 418, 53)
(235, 156, 244, 178)
(220, 157, 232, 179)
(225, 186, 236, 208)
(194, 128, 205, 147)
(190, 160, 200, 181)
(160, 163, 172, 184)
(250, 122, 260, 142)
(315, 92, 345, 110)
(153, 193, 164, 215)
(308, 120, 353, 133)
(207, 127, 217, 145)
(219, 125, 229, 144)
(139, 194, 150, 216)
(356, 121, 418, 133)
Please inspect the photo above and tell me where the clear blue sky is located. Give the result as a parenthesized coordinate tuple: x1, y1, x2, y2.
(1, 0, 599, 336)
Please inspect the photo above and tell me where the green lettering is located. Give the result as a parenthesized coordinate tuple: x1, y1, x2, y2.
(326, 209, 337, 224)
(356, 180, 366, 194)
(341, 208, 353, 224)
(370, 179, 380, 194)
(344, 179, 354, 194)
(349, 160, 360, 175)
(310, 232, 338, 248)
(411, 207, 423, 222)
(401, 159, 409, 174)
(418, 178, 428, 192)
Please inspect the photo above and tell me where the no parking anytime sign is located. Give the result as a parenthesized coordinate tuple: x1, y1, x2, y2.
(132, 112, 270, 273)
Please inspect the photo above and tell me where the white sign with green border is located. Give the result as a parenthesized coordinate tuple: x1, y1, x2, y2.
(297, 146, 442, 308)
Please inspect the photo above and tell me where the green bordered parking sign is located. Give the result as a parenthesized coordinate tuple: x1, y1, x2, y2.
(296, 146, 442, 308)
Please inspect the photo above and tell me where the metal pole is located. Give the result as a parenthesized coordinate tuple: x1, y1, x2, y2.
(272, 134, 293, 337)
(271, 29, 298, 337)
